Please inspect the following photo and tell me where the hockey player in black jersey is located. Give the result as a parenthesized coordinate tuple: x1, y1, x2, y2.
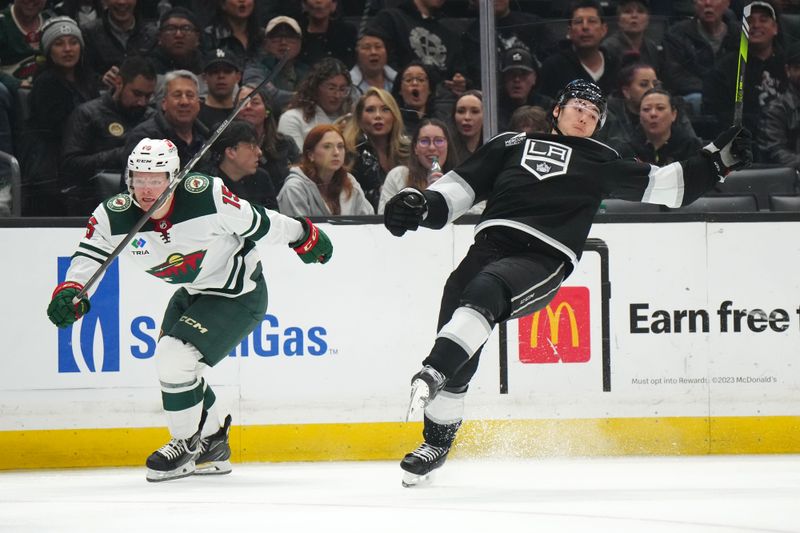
(384, 79, 753, 487)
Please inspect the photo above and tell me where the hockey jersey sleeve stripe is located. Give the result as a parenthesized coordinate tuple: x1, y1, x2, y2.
(71, 251, 105, 265)
(78, 242, 111, 258)
(242, 205, 271, 241)
(428, 171, 476, 222)
(641, 163, 685, 207)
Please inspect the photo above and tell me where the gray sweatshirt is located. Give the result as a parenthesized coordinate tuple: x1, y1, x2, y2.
(277, 167, 375, 217)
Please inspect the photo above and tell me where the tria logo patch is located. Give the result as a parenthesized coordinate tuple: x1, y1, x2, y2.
(147, 250, 207, 284)
(130, 237, 149, 255)
(520, 139, 572, 180)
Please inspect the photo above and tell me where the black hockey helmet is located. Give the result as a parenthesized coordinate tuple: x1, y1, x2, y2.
(554, 79, 607, 129)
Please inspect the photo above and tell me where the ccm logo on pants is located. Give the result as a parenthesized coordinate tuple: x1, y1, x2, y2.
(179, 315, 208, 334)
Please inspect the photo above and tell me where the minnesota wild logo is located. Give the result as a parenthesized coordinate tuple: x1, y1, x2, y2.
(147, 250, 207, 284)
(185, 174, 210, 193)
(106, 194, 132, 212)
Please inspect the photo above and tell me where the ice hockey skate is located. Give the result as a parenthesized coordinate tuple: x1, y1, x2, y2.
(405, 365, 446, 421)
(400, 442, 450, 487)
(195, 414, 233, 475)
(145, 432, 201, 482)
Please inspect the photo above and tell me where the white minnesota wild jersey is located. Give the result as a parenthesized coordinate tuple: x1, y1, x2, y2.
(66, 173, 303, 297)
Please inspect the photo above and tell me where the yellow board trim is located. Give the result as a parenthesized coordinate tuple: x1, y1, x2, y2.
(2, 416, 799, 470)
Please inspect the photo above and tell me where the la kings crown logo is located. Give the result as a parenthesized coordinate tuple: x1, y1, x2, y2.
(521, 139, 572, 180)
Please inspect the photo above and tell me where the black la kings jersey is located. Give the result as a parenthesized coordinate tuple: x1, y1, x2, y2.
(425, 132, 718, 273)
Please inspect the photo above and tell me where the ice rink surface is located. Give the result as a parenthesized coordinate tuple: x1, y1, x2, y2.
(2, 455, 799, 533)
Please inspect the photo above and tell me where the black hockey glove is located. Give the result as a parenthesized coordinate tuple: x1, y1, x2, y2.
(702, 126, 753, 181)
(384, 188, 427, 237)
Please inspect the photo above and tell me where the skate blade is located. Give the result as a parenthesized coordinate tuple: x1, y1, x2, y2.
(401, 470, 435, 488)
(146, 461, 196, 482)
(404, 379, 429, 422)
(194, 460, 232, 475)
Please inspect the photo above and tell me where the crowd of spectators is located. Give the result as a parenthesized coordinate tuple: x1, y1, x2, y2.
(1, 0, 799, 217)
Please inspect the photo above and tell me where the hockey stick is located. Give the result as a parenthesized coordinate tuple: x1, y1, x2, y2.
(734, 3, 753, 127)
(74, 54, 290, 301)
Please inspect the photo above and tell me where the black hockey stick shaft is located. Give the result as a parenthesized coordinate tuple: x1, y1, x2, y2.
(734, 4, 752, 127)
(74, 54, 290, 301)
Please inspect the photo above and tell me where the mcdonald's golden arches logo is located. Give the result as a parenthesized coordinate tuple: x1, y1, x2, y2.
(517, 287, 590, 363)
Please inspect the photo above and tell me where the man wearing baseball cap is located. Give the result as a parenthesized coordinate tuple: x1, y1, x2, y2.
(497, 47, 552, 131)
(242, 16, 309, 111)
(703, 0, 784, 161)
(200, 48, 243, 130)
(207, 119, 277, 209)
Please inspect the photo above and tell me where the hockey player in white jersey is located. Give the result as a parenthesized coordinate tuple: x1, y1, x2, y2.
(47, 138, 333, 482)
(384, 79, 753, 487)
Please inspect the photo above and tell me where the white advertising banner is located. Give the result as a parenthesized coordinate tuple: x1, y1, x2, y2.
(1, 221, 799, 431)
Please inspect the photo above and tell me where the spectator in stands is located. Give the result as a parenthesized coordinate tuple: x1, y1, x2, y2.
(125, 70, 208, 169)
(538, 0, 620, 99)
(61, 56, 156, 215)
(602, 0, 663, 74)
(367, 0, 467, 99)
(0, 80, 13, 155)
(207, 119, 278, 209)
(662, 0, 739, 114)
(629, 87, 702, 165)
(54, 0, 103, 27)
(341, 86, 410, 211)
(202, 0, 263, 60)
(82, 0, 157, 85)
(449, 90, 482, 166)
(242, 15, 309, 111)
(703, 0, 784, 160)
(605, 61, 699, 146)
(606, 61, 659, 132)
(234, 83, 299, 193)
(350, 28, 396, 95)
(378, 117, 452, 213)
(508, 105, 549, 133)
(278, 123, 373, 216)
(0, 176, 10, 216)
(148, 7, 204, 76)
(277, 57, 353, 151)
(19, 16, 99, 216)
(391, 60, 445, 136)
(497, 48, 553, 132)
(461, 0, 557, 87)
(759, 40, 800, 168)
(0, 0, 52, 86)
(298, 0, 357, 67)
(199, 48, 242, 131)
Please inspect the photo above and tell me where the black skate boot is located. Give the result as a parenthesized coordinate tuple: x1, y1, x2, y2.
(195, 414, 232, 475)
(400, 442, 450, 487)
(145, 431, 201, 482)
(405, 365, 446, 421)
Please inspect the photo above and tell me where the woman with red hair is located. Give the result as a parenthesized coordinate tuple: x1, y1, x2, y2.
(277, 124, 373, 216)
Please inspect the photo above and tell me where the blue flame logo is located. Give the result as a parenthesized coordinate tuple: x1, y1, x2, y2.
(57, 258, 120, 373)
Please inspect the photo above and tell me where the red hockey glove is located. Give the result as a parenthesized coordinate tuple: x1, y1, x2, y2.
(290, 217, 332, 264)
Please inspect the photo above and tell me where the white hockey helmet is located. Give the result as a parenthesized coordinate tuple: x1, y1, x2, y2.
(126, 138, 181, 194)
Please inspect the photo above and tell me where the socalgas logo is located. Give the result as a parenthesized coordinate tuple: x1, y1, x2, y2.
(56, 257, 329, 374)
(517, 286, 590, 363)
